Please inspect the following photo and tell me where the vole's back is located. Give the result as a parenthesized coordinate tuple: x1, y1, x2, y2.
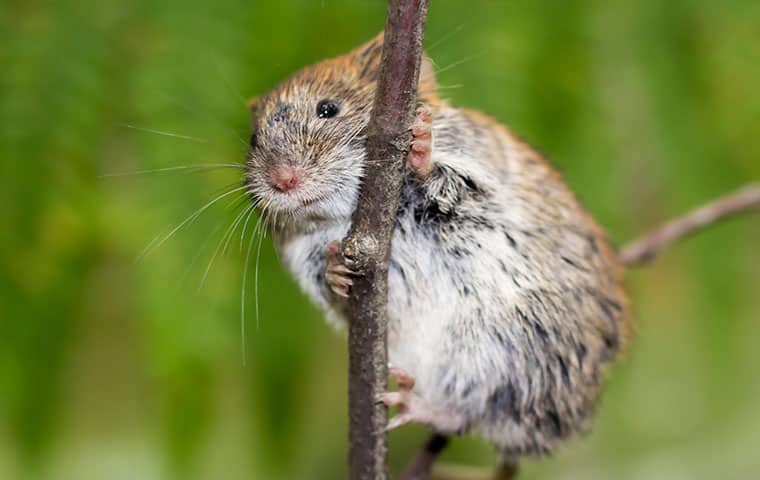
(382, 103, 630, 457)
(256, 33, 631, 458)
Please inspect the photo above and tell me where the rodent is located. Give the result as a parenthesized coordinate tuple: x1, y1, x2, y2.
(244, 33, 632, 461)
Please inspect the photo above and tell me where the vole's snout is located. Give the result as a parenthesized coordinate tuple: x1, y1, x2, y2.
(270, 165, 300, 193)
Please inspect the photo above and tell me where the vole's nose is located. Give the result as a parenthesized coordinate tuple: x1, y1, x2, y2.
(270, 165, 300, 192)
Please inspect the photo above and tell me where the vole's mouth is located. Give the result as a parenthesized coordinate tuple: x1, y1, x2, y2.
(300, 195, 324, 207)
(262, 191, 329, 216)
(255, 185, 327, 210)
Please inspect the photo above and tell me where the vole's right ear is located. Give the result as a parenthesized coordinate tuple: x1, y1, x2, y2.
(351, 33, 438, 96)
(247, 96, 259, 116)
(351, 32, 385, 81)
(418, 54, 437, 96)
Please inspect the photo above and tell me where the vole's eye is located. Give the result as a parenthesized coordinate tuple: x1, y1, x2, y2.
(249, 132, 257, 148)
(316, 100, 339, 119)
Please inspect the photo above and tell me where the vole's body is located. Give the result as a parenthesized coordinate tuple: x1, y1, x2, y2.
(245, 34, 631, 458)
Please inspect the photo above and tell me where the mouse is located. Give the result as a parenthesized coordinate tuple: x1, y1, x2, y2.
(243, 33, 632, 462)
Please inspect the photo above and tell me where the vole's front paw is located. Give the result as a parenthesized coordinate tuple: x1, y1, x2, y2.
(378, 364, 467, 434)
(407, 104, 434, 178)
(325, 240, 355, 298)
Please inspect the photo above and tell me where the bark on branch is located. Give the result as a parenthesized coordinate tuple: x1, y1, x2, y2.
(342, 1, 429, 479)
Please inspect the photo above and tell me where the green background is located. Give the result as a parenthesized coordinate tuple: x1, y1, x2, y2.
(2, 1, 759, 479)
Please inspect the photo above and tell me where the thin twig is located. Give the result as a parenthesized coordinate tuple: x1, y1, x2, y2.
(493, 461, 519, 480)
(343, 1, 429, 480)
(620, 183, 760, 266)
(399, 435, 518, 480)
(398, 434, 450, 480)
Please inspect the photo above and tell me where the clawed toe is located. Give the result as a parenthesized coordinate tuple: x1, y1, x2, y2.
(407, 104, 434, 177)
(325, 272, 352, 297)
(386, 412, 414, 431)
(388, 364, 415, 390)
(379, 364, 417, 430)
(325, 240, 355, 298)
(378, 391, 414, 431)
(380, 363, 469, 435)
(376, 391, 406, 409)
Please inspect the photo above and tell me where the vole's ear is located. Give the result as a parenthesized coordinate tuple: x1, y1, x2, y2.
(352, 32, 385, 81)
(247, 96, 259, 116)
(351, 33, 438, 95)
(418, 53, 437, 95)
(247, 96, 259, 128)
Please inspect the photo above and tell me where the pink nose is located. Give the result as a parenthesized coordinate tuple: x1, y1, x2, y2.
(270, 165, 299, 192)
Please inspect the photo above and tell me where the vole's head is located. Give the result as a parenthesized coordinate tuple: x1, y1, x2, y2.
(245, 33, 437, 228)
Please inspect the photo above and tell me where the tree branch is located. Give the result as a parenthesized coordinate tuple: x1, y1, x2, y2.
(620, 183, 760, 267)
(342, 1, 429, 479)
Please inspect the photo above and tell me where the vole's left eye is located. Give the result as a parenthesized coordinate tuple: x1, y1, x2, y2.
(316, 100, 339, 119)
(249, 131, 257, 148)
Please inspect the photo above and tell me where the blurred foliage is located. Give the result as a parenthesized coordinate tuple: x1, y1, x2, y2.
(1, 0, 759, 479)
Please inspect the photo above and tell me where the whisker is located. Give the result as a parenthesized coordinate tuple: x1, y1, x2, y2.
(176, 222, 224, 293)
(254, 220, 265, 331)
(136, 184, 250, 263)
(241, 214, 258, 366)
(226, 187, 254, 214)
(159, 93, 250, 149)
(213, 58, 249, 108)
(434, 52, 486, 75)
(197, 200, 251, 292)
(137, 227, 171, 266)
(239, 200, 259, 253)
(222, 203, 255, 256)
(99, 163, 246, 178)
(121, 124, 210, 143)
(426, 24, 465, 51)
(209, 181, 248, 200)
(419, 83, 464, 97)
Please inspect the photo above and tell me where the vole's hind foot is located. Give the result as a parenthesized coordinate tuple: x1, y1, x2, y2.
(389, 364, 415, 390)
(378, 364, 467, 434)
(325, 240, 354, 298)
(408, 104, 434, 177)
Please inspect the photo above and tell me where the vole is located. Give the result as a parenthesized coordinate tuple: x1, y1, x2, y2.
(244, 33, 632, 461)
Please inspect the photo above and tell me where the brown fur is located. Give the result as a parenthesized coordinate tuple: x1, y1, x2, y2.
(245, 33, 633, 458)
